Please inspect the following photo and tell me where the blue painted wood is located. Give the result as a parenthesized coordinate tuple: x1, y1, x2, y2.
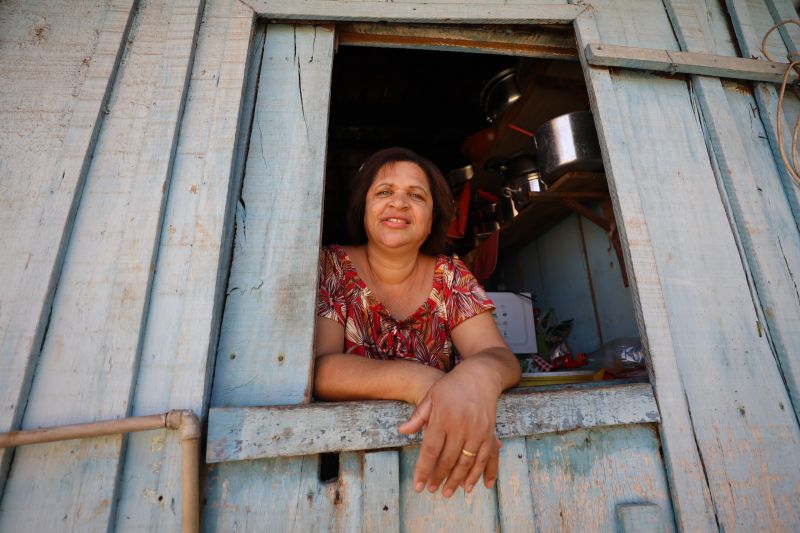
(576, 0, 800, 529)
(499, 214, 601, 353)
(363, 451, 400, 533)
(399, 446, 499, 531)
(202, 23, 338, 532)
(496, 437, 535, 533)
(574, 2, 715, 531)
(114, 2, 258, 531)
(580, 210, 638, 343)
(204, 451, 364, 531)
(726, 0, 800, 225)
(0, 0, 136, 494)
(0, 0, 203, 530)
(527, 426, 675, 532)
(207, 383, 659, 462)
(666, 0, 800, 445)
(209, 24, 335, 409)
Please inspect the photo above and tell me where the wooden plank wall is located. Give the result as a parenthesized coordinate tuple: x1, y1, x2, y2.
(113, 1, 256, 531)
(0, 0, 204, 530)
(720, 0, 800, 421)
(498, 212, 637, 355)
(203, 23, 350, 531)
(575, 0, 800, 530)
(0, 0, 136, 494)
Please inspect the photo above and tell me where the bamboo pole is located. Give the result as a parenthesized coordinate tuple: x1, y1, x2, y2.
(0, 409, 201, 533)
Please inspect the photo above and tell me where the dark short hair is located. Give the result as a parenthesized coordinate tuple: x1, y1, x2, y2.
(346, 147, 454, 255)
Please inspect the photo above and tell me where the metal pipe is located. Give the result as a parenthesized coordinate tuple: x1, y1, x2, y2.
(0, 409, 201, 533)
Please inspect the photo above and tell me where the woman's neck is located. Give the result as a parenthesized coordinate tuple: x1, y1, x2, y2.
(364, 243, 421, 287)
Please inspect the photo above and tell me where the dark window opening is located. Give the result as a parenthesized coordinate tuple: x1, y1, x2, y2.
(322, 39, 646, 387)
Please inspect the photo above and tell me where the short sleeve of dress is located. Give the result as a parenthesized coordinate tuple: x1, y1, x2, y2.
(317, 246, 347, 325)
(445, 257, 496, 330)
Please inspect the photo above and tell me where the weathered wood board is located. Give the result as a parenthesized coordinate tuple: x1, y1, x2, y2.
(575, 0, 800, 530)
(496, 437, 535, 533)
(527, 425, 675, 531)
(666, 0, 800, 434)
(399, 445, 499, 532)
(209, 24, 335, 409)
(113, 2, 257, 531)
(245, 1, 582, 23)
(207, 383, 659, 462)
(203, 22, 339, 531)
(0, 0, 203, 530)
(0, 0, 136, 492)
(363, 450, 400, 533)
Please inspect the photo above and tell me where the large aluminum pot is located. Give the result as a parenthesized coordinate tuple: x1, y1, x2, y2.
(534, 111, 603, 185)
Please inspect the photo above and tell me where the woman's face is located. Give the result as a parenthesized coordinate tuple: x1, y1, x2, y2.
(364, 161, 434, 252)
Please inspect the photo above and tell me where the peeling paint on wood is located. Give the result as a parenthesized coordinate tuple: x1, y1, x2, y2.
(114, 1, 257, 531)
(206, 383, 659, 462)
(209, 23, 334, 409)
(528, 426, 675, 531)
(0, 0, 203, 529)
(0, 0, 136, 493)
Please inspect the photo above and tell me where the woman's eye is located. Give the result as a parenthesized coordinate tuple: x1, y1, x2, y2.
(377, 190, 391, 197)
(409, 192, 423, 200)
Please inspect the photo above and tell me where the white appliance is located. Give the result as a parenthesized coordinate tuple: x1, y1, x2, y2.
(487, 292, 537, 354)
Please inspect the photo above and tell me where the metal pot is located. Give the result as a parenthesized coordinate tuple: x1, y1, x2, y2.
(503, 172, 545, 212)
(480, 69, 522, 124)
(534, 111, 603, 185)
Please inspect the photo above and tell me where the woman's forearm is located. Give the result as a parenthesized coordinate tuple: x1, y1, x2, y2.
(455, 347, 521, 396)
(314, 353, 444, 404)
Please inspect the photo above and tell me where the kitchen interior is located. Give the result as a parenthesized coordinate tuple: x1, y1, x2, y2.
(322, 32, 646, 387)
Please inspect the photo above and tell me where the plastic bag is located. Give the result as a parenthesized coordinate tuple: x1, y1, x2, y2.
(591, 337, 646, 375)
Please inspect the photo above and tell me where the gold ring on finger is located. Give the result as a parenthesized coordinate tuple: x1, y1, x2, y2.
(461, 448, 477, 457)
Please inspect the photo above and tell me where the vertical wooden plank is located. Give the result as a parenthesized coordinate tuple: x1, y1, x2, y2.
(203, 23, 338, 533)
(0, 0, 203, 530)
(209, 24, 335, 408)
(535, 215, 601, 353)
(572, 4, 719, 532)
(527, 426, 675, 532)
(576, 0, 800, 530)
(496, 437, 535, 533)
(666, 0, 800, 446)
(581, 211, 638, 343)
(204, 452, 364, 531)
(363, 450, 400, 533)
(398, 446, 498, 531)
(0, 0, 136, 491)
(113, 1, 256, 531)
(726, 0, 800, 224)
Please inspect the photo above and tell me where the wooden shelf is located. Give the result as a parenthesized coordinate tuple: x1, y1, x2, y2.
(498, 171, 608, 254)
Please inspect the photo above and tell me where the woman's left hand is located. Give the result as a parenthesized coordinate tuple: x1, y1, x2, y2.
(398, 358, 503, 497)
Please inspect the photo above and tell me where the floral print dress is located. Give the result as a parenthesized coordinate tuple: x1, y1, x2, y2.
(317, 245, 495, 371)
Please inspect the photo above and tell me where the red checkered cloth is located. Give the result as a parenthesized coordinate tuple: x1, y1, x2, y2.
(532, 355, 554, 372)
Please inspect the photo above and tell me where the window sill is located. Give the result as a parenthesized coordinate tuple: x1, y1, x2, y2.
(206, 381, 658, 463)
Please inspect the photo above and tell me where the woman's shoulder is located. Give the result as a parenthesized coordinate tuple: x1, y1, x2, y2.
(434, 254, 473, 278)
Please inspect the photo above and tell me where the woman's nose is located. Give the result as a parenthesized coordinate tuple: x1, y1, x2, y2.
(389, 194, 410, 208)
